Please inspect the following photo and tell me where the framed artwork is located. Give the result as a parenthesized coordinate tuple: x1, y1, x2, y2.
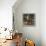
(23, 13, 35, 26)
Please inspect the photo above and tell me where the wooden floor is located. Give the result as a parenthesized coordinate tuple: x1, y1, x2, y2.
(0, 39, 16, 46)
(0, 33, 23, 46)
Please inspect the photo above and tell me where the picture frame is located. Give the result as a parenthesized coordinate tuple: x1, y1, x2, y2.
(23, 13, 35, 26)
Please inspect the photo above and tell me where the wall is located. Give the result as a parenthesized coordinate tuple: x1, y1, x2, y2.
(13, 0, 41, 46)
(0, 0, 46, 46)
(40, 0, 46, 46)
(0, 0, 16, 30)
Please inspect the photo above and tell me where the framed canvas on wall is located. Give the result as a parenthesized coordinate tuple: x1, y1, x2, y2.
(23, 13, 35, 26)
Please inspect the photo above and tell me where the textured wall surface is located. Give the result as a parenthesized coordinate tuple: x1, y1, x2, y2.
(13, 0, 41, 46)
